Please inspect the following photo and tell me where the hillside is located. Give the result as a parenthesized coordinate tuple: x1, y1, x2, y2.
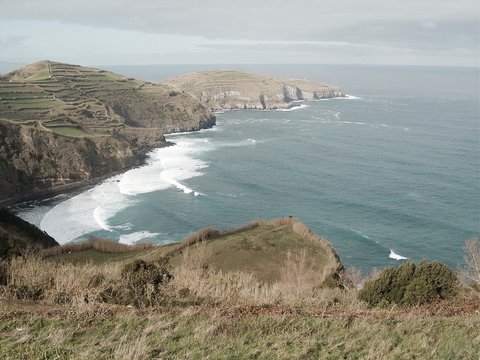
(0, 61, 215, 203)
(163, 70, 344, 110)
(0, 209, 58, 259)
(45, 217, 346, 286)
(0, 217, 479, 359)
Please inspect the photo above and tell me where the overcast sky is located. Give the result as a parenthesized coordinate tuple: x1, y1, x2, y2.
(0, 0, 478, 66)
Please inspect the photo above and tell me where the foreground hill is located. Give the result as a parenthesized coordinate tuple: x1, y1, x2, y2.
(0, 217, 478, 359)
(163, 70, 344, 110)
(0, 61, 215, 203)
(48, 217, 347, 286)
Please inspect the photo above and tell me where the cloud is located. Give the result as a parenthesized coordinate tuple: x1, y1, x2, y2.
(0, 0, 477, 41)
(421, 21, 438, 29)
(0, 0, 477, 66)
(0, 34, 28, 47)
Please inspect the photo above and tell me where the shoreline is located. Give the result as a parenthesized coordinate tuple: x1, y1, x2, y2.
(1, 141, 178, 210)
(4, 96, 347, 209)
(2, 116, 218, 210)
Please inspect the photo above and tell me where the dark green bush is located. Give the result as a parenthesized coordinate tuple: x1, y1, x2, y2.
(358, 260, 458, 307)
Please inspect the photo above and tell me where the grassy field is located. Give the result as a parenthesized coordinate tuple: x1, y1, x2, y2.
(0, 302, 478, 360)
(168, 224, 330, 283)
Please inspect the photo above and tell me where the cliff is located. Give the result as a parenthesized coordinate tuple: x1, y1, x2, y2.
(163, 70, 344, 110)
(0, 61, 215, 203)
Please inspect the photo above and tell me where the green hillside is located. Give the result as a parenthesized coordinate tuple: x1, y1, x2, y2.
(0, 60, 214, 136)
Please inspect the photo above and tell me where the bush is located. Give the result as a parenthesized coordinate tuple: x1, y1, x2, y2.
(108, 259, 173, 307)
(359, 260, 458, 307)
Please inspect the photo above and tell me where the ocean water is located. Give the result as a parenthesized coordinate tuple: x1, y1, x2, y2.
(14, 65, 479, 271)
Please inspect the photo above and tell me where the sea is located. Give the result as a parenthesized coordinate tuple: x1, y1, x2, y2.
(13, 64, 479, 271)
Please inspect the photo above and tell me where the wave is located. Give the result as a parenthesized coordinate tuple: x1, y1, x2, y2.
(93, 207, 113, 232)
(40, 178, 132, 244)
(339, 121, 366, 126)
(40, 136, 215, 243)
(277, 104, 310, 112)
(119, 231, 160, 245)
(313, 94, 361, 101)
(389, 249, 409, 260)
(381, 124, 410, 131)
(118, 139, 209, 196)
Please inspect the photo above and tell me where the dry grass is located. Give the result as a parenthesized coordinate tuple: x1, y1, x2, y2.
(41, 236, 155, 257)
(0, 229, 480, 359)
(172, 242, 360, 308)
(250, 217, 344, 274)
(459, 235, 480, 294)
(2, 255, 123, 313)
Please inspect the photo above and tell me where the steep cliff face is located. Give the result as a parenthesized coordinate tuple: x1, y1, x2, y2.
(0, 120, 166, 202)
(163, 70, 344, 110)
(0, 61, 216, 203)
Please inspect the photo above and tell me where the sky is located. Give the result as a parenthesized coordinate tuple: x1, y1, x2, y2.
(0, 0, 478, 67)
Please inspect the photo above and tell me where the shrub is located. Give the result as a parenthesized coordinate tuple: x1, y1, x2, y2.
(358, 260, 458, 307)
(358, 267, 396, 306)
(113, 259, 173, 307)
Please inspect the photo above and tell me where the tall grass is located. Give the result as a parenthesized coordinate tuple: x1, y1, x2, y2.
(3, 255, 122, 313)
(172, 242, 360, 307)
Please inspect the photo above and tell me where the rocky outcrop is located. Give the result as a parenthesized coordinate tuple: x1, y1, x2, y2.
(163, 70, 344, 111)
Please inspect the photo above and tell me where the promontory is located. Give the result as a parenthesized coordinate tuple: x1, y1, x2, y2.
(0, 61, 215, 203)
(163, 70, 344, 110)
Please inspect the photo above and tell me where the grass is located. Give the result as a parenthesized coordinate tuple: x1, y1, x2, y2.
(0, 304, 478, 359)
(0, 60, 212, 137)
(170, 225, 329, 283)
(1, 220, 478, 358)
(48, 126, 91, 137)
(43, 237, 155, 265)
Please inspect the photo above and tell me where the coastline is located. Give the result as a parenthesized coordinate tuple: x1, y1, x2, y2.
(1, 140, 175, 209)
(4, 95, 348, 209)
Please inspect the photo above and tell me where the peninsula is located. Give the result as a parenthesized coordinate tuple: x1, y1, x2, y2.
(163, 70, 344, 110)
(0, 61, 215, 203)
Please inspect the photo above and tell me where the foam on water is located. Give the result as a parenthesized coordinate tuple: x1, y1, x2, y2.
(389, 250, 409, 261)
(118, 139, 209, 196)
(277, 104, 310, 112)
(39, 138, 215, 244)
(93, 207, 113, 232)
(119, 231, 161, 245)
(40, 178, 131, 244)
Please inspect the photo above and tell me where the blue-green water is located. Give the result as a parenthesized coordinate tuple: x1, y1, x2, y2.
(15, 65, 479, 270)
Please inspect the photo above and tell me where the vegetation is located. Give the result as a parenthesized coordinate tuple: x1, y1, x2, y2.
(0, 217, 478, 358)
(0, 60, 213, 137)
(359, 260, 459, 307)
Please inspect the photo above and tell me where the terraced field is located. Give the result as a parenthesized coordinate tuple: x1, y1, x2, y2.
(0, 61, 213, 137)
